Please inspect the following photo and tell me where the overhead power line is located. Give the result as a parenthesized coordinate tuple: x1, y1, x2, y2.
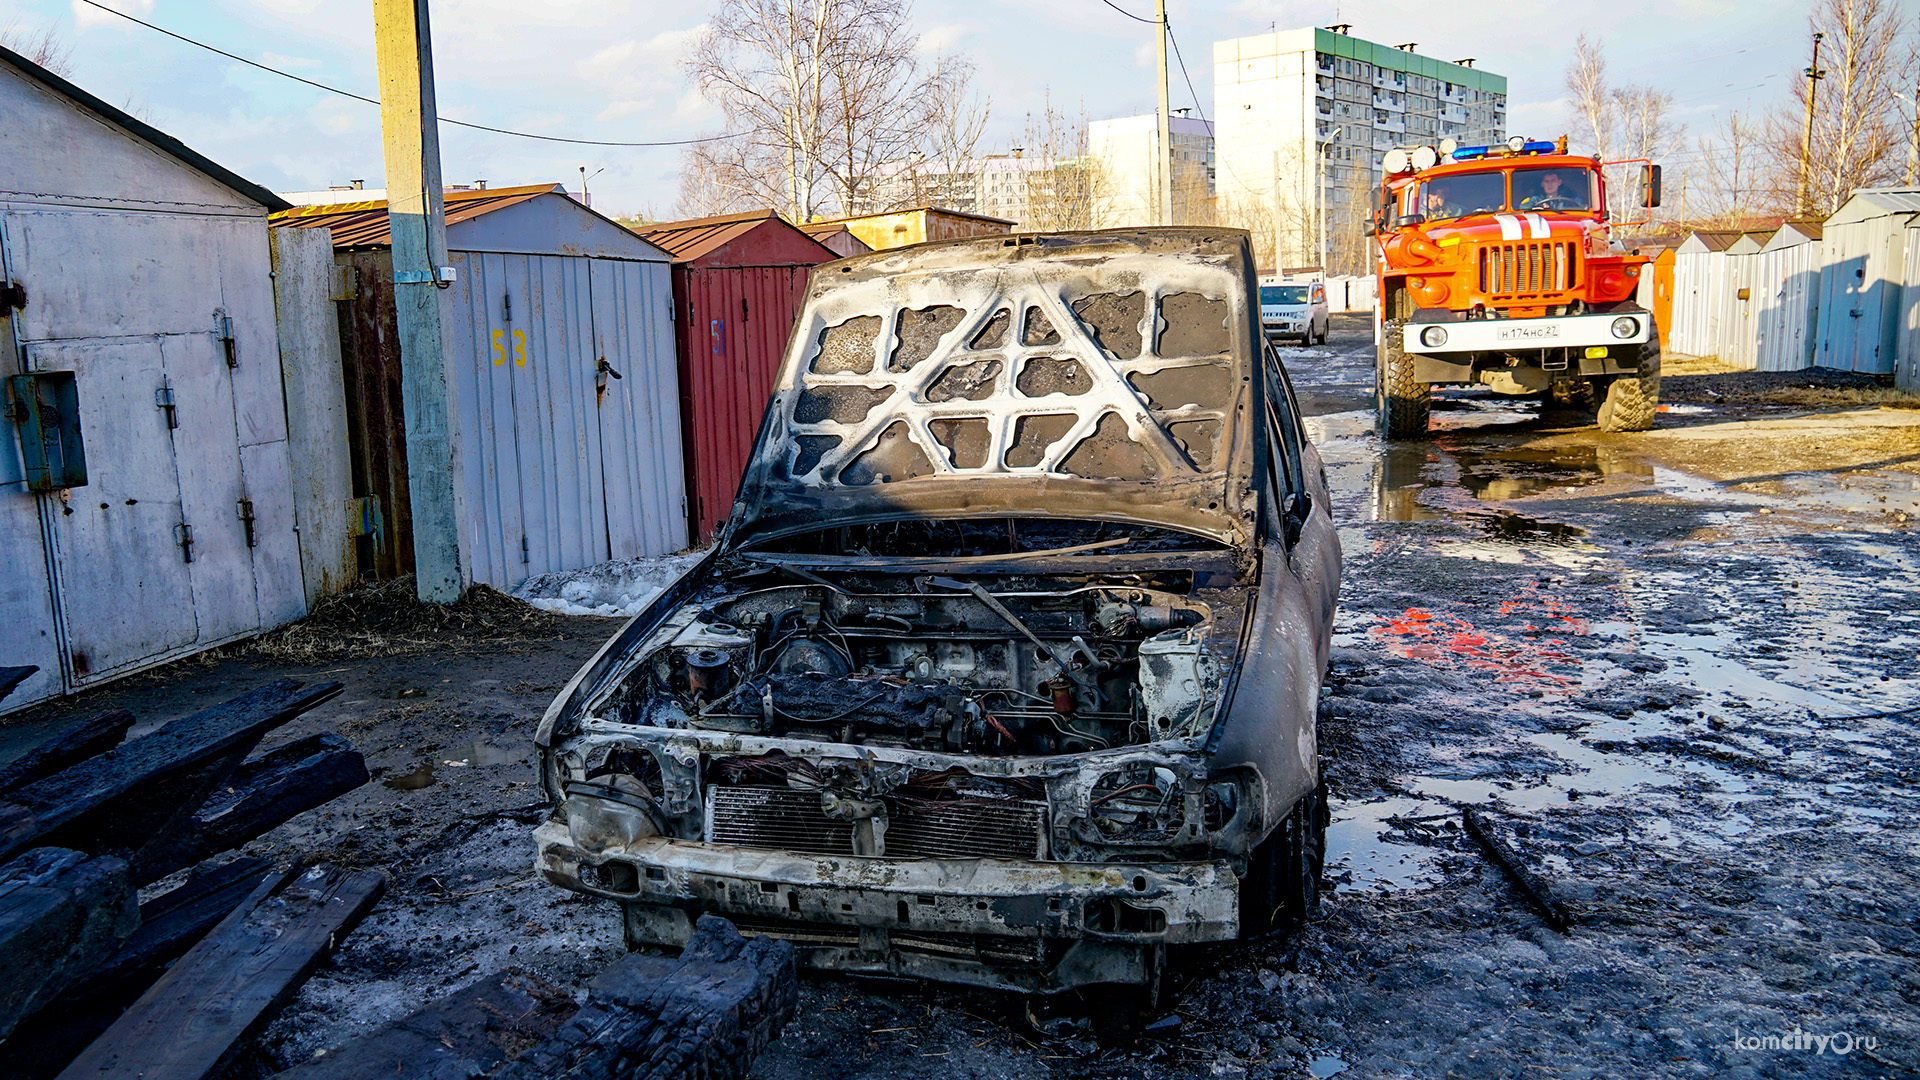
(71, 0, 736, 148)
(1096, 0, 1160, 25)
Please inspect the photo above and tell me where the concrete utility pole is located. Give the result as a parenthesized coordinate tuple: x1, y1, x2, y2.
(1317, 127, 1342, 273)
(1796, 31, 1825, 216)
(1155, 0, 1173, 225)
(372, 0, 469, 604)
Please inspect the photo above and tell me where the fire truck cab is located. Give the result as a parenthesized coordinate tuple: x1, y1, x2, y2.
(1373, 137, 1663, 439)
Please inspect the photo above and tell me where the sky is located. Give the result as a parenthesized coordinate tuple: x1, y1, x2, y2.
(0, 0, 1828, 218)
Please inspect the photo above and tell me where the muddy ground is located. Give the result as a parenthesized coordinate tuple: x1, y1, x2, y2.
(4, 313, 1917, 1079)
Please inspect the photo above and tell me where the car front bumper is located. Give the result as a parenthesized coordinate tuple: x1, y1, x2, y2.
(534, 820, 1241, 992)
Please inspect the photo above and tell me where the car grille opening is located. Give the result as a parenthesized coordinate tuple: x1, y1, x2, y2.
(727, 916, 1055, 968)
(1478, 241, 1578, 300)
(706, 784, 1048, 861)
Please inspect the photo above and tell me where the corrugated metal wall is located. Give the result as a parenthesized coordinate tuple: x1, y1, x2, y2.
(1714, 253, 1761, 370)
(589, 258, 687, 561)
(339, 249, 685, 589)
(677, 263, 811, 539)
(1753, 241, 1822, 372)
(1815, 217, 1907, 374)
(1903, 226, 1920, 391)
(449, 252, 684, 587)
(1670, 250, 1724, 356)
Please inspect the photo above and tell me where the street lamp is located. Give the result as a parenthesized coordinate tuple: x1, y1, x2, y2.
(1317, 127, 1343, 274)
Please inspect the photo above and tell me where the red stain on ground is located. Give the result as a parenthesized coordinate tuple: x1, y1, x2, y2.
(1374, 594, 1587, 689)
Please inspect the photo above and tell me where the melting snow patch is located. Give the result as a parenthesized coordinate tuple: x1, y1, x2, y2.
(513, 550, 706, 617)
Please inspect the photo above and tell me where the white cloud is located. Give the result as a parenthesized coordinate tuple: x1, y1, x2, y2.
(71, 0, 152, 30)
(915, 21, 969, 57)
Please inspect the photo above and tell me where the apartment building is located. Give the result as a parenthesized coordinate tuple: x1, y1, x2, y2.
(1214, 26, 1506, 272)
(1088, 113, 1216, 228)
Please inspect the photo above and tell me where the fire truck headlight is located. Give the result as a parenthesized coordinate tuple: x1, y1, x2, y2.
(1611, 317, 1640, 340)
(1420, 326, 1449, 348)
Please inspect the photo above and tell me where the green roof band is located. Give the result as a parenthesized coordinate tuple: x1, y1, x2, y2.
(1312, 29, 1507, 95)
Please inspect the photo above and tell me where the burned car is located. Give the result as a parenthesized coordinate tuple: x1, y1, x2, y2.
(534, 228, 1341, 994)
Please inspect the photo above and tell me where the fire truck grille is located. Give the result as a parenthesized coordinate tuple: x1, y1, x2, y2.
(706, 784, 1049, 861)
(1479, 241, 1579, 299)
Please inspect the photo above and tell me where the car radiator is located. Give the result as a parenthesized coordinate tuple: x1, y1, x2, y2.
(705, 784, 1049, 861)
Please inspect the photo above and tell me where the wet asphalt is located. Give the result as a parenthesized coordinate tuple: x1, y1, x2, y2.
(746, 314, 1920, 1079)
(10, 315, 1913, 1079)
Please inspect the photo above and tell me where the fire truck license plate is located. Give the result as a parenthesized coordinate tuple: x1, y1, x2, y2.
(1496, 325, 1560, 341)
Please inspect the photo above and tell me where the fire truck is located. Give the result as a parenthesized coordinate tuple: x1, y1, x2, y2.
(1372, 136, 1662, 439)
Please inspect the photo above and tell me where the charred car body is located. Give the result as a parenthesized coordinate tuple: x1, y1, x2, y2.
(534, 229, 1341, 993)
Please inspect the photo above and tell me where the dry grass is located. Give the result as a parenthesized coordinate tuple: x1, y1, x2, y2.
(250, 576, 565, 663)
(1761, 386, 1920, 410)
(1662, 353, 1744, 376)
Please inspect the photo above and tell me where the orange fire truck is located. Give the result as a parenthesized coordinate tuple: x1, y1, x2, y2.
(1373, 137, 1662, 439)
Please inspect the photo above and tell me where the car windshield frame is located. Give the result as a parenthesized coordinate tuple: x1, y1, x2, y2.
(1261, 286, 1310, 304)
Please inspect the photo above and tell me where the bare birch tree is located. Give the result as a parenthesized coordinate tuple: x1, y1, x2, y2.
(1762, 0, 1913, 216)
(1017, 96, 1108, 231)
(1693, 110, 1766, 225)
(0, 21, 73, 76)
(920, 56, 991, 179)
(680, 0, 994, 222)
(1565, 33, 1613, 163)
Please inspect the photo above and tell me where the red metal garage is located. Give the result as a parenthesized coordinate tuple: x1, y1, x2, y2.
(640, 210, 837, 540)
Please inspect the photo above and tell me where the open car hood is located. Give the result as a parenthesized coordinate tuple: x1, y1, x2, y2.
(727, 228, 1262, 552)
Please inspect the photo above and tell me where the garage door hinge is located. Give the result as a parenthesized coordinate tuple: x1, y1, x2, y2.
(215, 312, 237, 368)
(236, 497, 256, 547)
(520, 534, 530, 563)
(0, 281, 25, 314)
(155, 382, 177, 429)
(175, 521, 194, 563)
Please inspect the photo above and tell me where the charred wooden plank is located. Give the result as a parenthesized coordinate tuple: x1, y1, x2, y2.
(270, 968, 579, 1080)
(271, 917, 794, 1080)
(0, 665, 38, 704)
(1, 859, 276, 1080)
(0, 848, 138, 1042)
(192, 734, 369, 853)
(54, 864, 383, 1080)
(0, 680, 344, 870)
(0, 711, 135, 794)
(1462, 807, 1574, 933)
(128, 734, 369, 881)
(499, 916, 797, 1080)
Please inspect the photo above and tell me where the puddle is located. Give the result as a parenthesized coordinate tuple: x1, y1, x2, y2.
(383, 763, 438, 790)
(438, 739, 525, 768)
(1326, 796, 1449, 892)
(382, 740, 524, 791)
(1369, 442, 1654, 522)
(1308, 1055, 1350, 1078)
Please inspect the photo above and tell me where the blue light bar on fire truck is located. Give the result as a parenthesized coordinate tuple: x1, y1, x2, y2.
(1451, 139, 1556, 161)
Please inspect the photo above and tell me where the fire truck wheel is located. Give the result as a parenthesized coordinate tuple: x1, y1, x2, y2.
(1597, 326, 1661, 432)
(1376, 321, 1430, 439)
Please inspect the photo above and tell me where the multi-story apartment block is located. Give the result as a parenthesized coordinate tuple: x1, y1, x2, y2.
(1088, 113, 1216, 228)
(856, 154, 1056, 227)
(1214, 26, 1506, 273)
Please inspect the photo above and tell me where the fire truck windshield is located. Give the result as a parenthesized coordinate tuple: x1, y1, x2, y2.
(1417, 167, 1598, 220)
